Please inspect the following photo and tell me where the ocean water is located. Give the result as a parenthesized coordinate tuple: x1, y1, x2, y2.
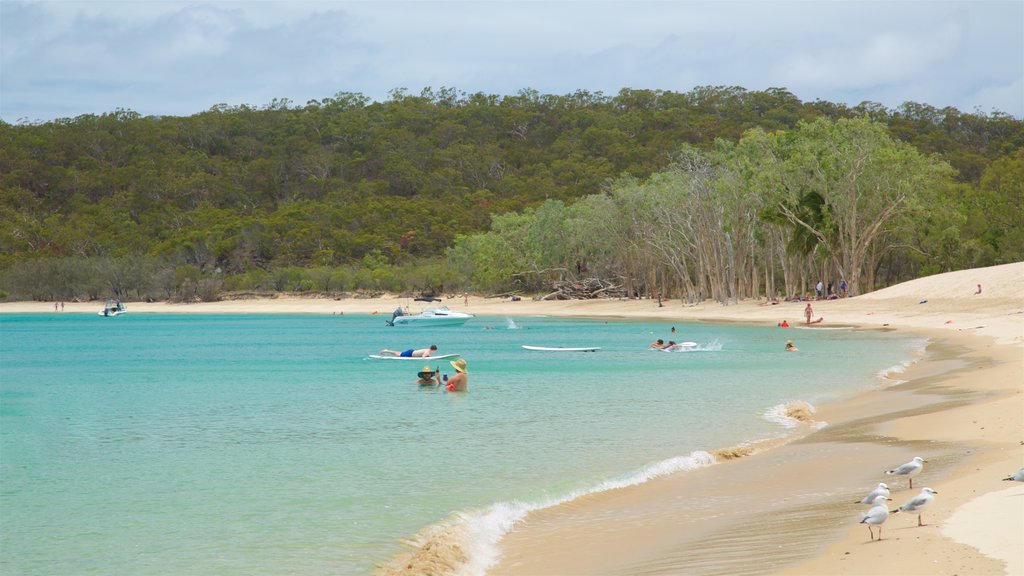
(0, 313, 922, 575)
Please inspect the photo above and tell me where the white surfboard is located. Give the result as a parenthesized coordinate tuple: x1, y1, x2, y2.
(521, 345, 601, 352)
(368, 353, 461, 360)
(662, 341, 698, 351)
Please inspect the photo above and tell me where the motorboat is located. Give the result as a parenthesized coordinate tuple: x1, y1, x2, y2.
(388, 305, 473, 326)
(98, 299, 127, 317)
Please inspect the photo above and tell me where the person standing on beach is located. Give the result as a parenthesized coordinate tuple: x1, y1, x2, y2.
(445, 358, 468, 392)
(379, 345, 437, 358)
(804, 303, 814, 324)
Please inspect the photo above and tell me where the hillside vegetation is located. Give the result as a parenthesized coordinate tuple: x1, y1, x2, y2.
(1, 86, 1021, 302)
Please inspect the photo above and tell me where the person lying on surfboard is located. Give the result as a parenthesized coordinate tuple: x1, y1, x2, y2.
(379, 345, 437, 358)
(663, 341, 697, 351)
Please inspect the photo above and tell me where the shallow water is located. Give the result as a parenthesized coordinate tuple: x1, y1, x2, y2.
(0, 313, 920, 575)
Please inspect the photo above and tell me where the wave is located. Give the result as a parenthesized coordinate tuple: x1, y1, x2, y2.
(875, 339, 927, 385)
(762, 401, 826, 430)
(379, 451, 717, 576)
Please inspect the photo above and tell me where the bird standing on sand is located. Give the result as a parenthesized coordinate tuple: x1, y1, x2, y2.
(891, 487, 938, 526)
(886, 456, 926, 489)
(1003, 468, 1024, 482)
(860, 493, 892, 541)
(856, 482, 890, 505)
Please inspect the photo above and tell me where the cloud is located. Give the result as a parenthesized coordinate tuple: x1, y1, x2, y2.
(1, 0, 1021, 123)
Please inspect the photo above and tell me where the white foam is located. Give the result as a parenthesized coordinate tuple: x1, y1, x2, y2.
(451, 451, 717, 575)
(699, 338, 723, 351)
(876, 362, 908, 384)
(874, 338, 927, 386)
(762, 401, 823, 429)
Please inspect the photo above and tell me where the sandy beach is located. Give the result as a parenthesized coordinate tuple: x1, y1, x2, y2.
(3, 262, 1022, 575)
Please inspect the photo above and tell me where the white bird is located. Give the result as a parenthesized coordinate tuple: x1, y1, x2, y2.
(892, 487, 938, 526)
(886, 456, 926, 489)
(860, 493, 892, 540)
(856, 482, 890, 505)
(1002, 467, 1024, 482)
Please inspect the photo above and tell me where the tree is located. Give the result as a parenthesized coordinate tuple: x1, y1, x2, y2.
(768, 117, 955, 294)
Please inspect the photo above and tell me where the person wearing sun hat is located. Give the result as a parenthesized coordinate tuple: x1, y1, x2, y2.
(415, 365, 440, 386)
(446, 358, 468, 392)
(785, 340, 798, 352)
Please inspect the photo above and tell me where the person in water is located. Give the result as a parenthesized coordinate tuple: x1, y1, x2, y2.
(785, 340, 799, 351)
(380, 345, 437, 358)
(446, 358, 468, 392)
(650, 339, 665, 349)
(415, 365, 440, 386)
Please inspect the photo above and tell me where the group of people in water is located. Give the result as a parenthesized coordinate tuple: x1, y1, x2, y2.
(379, 344, 468, 391)
(413, 359, 468, 391)
(649, 327, 695, 351)
(648, 339, 694, 351)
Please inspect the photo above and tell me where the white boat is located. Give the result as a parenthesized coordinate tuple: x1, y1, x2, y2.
(388, 306, 473, 326)
(98, 299, 127, 317)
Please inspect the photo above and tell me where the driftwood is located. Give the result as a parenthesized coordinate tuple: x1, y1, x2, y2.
(541, 278, 625, 300)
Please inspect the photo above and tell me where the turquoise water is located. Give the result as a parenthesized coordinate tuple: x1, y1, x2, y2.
(0, 313, 921, 575)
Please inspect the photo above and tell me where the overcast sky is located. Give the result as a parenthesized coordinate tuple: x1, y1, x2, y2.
(1, 0, 1021, 124)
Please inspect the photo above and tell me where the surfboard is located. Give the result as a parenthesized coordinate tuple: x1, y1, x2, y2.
(521, 345, 601, 352)
(661, 342, 699, 351)
(368, 353, 461, 360)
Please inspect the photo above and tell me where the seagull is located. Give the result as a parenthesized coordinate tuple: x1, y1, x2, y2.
(886, 456, 926, 489)
(860, 493, 892, 541)
(1003, 467, 1024, 482)
(856, 482, 891, 505)
(892, 487, 938, 526)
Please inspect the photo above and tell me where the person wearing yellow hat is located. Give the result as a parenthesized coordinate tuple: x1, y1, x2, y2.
(446, 358, 468, 392)
(785, 340, 798, 352)
(415, 365, 440, 386)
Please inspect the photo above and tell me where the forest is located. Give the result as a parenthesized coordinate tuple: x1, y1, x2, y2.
(1, 86, 1021, 303)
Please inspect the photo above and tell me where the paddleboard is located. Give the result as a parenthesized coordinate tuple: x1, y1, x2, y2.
(368, 353, 461, 360)
(521, 345, 601, 352)
(660, 341, 698, 351)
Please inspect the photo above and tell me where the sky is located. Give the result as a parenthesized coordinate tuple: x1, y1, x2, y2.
(1, 0, 1021, 124)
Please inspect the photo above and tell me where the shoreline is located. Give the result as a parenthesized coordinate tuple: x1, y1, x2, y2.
(388, 326, 1020, 576)
(3, 262, 1022, 575)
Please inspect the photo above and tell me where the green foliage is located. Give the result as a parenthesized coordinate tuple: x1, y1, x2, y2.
(447, 116, 1020, 301)
(1, 87, 1021, 300)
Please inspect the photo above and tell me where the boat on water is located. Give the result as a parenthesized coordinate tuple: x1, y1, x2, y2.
(98, 299, 127, 317)
(387, 306, 473, 327)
